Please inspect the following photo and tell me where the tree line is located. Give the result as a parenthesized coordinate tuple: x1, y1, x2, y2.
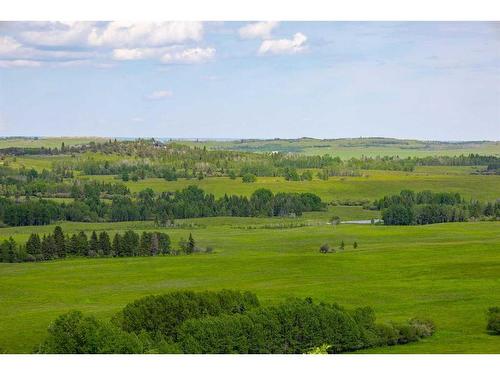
(376, 190, 500, 225)
(37, 289, 435, 354)
(0, 186, 325, 227)
(0, 226, 210, 263)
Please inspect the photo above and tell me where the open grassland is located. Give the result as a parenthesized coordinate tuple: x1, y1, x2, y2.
(84, 171, 500, 202)
(176, 138, 500, 158)
(0, 137, 110, 149)
(0, 219, 499, 353)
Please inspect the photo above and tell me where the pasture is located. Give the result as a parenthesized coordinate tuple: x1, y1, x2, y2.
(83, 170, 500, 202)
(0, 219, 499, 353)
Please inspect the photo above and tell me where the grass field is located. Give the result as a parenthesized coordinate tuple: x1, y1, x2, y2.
(176, 138, 500, 158)
(83, 171, 500, 202)
(0, 137, 110, 149)
(0, 219, 499, 353)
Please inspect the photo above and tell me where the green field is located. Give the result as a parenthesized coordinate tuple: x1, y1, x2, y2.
(176, 138, 500, 158)
(0, 137, 110, 149)
(83, 171, 500, 202)
(0, 219, 499, 353)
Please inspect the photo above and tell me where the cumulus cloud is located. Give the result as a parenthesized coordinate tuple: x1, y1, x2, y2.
(238, 21, 279, 39)
(0, 22, 211, 68)
(146, 90, 173, 100)
(258, 32, 308, 55)
(88, 22, 203, 48)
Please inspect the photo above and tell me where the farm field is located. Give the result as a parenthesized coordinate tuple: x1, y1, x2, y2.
(0, 219, 499, 353)
(83, 171, 500, 202)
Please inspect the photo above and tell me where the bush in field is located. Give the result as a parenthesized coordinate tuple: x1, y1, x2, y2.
(242, 173, 257, 183)
(116, 290, 260, 340)
(486, 307, 500, 334)
(319, 243, 330, 253)
(37, 311, 147, 354)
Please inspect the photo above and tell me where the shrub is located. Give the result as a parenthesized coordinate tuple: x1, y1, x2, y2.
(177, 298, 370, 354)
(487, 307, 500, 334)
(117, 290, 260, 339)
(37, 311, 146, 354)
(242, 173, 257, 183)
(319, 243, 330, 253)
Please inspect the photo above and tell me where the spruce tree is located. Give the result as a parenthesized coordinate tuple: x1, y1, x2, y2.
(340, 240, 345, 250)
(150, 233, 159, 256)
(69, 234, 79, 255)
(77, 231, 89, 256)
(112, 233, 122, 257)
(139, 232, 152, 256)
(89, 231, 99, 257)
(42, 235, 57, 260)
(26, 233, 42, 257)
(53, 226, 66, 258)
(99, 232, 111, 256)
(187, 233, 196, 254)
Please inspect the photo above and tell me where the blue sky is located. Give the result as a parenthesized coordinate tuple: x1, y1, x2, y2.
(0, 21, 499, 140)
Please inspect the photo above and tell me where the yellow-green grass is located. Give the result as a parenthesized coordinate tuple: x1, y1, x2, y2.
(0, 219, 499, 353)
(0, 137, 109, 149)
(85, 171, 500, 202)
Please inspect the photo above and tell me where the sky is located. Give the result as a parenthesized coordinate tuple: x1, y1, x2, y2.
(0, 21, 499, 140)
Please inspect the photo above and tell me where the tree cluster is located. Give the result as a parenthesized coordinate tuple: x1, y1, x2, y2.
(37, 291, 435, 354)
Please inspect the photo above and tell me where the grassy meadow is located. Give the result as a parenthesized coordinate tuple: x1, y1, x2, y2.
(0, 219, 499, 353)
(83, 171, 500, 202)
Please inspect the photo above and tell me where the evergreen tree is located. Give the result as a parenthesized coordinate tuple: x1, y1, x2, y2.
(112, 233, 122, 257)
(187, 233, 196, 254)
(122, 230, 139, 257)
(1, 237, 18, 263)
(340, 240, 345, 250)
(157, 233, 171, 255)
(26, 233, 42, 256)
(77, 231, 89, 256)
(98, 231, 112, 256)
(89, 231, 99, 257)
(53, 226, 66, 258)
(139, 232, 152, 256)
(69, 234, 79, 255)
(41, 235, 57, 260)
(353, 241, 358, 249)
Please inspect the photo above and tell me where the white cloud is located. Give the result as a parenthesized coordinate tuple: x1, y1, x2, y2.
(131, 117, 145, 123)
(160, 47, 215, 64)
(19, 22, 96, 47)
(88, 22, 203, 48)
(258, 32, 308, 55)
(146, 90, 173, 100)
(0, 59, 42, 68)
(238, 21, 279, 39)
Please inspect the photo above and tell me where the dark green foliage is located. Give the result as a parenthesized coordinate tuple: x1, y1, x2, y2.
(37, 311, 147, 354)
(377, 190, 498, 225)
(319, 243, 330, 253)
(37, 290, 435, 354)
(178, 299, 371, 354)
(89, 231, 99, 257)
(486, 307, 500, 335)
(353, 241, 358, 249)
(26, 233, 42, 257)
(117, 290, 260, 340)
(98, 231, 111, 256)
(242, 173, 257, 183)
(0, 237, 18, 263)
(53, 226, 66, 258)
